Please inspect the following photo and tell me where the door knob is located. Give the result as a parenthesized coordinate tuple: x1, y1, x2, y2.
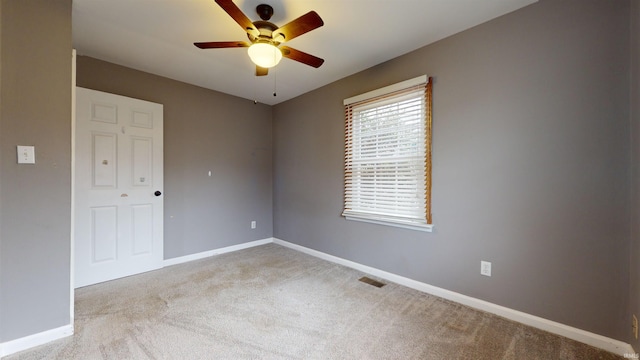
(154, 191, 162, 196)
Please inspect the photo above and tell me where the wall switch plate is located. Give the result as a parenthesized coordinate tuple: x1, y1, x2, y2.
(17, 145, 35, 164)
(251, 221, 256, 229)
(481, 261, 492, 277)
(633, 314, 638, 339)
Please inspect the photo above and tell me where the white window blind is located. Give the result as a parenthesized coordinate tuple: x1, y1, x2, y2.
(343, 75, 432, 231)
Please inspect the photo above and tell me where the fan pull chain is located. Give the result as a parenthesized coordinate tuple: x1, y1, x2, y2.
(273, 65, 277, 97)
(253, 69, 258, 104)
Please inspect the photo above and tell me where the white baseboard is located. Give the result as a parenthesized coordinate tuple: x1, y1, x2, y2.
(273, 238, 634, 357)
(163, 238, 273, 267)
(0, 324, 73, 358)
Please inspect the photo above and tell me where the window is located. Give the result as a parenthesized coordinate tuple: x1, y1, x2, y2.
(342, 75, 433, 232)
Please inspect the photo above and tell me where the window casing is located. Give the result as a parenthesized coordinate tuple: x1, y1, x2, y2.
(342, 75, 432, 232)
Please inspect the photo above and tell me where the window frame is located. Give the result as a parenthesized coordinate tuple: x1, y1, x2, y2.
(342, 75, 433, 232)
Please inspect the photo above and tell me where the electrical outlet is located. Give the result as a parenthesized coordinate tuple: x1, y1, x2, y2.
(480, 261, 492, 277)
(633, 314, 638, 339)
(251, 220, 256, 229)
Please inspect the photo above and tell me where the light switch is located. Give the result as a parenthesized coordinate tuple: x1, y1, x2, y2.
(17, 146, 35, 164)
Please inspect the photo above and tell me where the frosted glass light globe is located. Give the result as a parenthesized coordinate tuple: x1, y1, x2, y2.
(248, 43, 283, 68)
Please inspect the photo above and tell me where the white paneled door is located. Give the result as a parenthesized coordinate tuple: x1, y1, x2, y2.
(75, 87, 163, 288)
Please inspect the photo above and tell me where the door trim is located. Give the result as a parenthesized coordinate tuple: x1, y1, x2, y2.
(70, 48, 76, 331)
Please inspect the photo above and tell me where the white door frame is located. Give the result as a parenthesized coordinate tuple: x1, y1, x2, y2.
(70, 48, 76, 330)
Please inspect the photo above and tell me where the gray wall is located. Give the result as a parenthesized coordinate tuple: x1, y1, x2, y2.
(0, 0, 636, 349)
(0, 0, 72, 342)
(273, 0, 631, 341)
(76, 57, 273, 259)
(630, 0, 640, 351)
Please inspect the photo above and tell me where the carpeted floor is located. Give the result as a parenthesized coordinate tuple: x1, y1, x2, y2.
(7, 244, 623, 359)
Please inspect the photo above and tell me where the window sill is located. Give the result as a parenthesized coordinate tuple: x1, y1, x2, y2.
(344, 215, 434, 233)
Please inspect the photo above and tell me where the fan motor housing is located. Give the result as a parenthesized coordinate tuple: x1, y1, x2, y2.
(248, 20, 280, 44)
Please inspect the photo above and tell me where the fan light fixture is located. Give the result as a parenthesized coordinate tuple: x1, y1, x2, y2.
(248, 43, 282, 68)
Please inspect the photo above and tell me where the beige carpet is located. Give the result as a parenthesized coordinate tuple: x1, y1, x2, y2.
(7, 244, 623, 359)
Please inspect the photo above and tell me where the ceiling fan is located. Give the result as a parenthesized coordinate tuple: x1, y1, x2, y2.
(195, 0, 325, 76)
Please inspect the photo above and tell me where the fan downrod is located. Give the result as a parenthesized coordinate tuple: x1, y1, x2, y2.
(256, 4, 274, 21)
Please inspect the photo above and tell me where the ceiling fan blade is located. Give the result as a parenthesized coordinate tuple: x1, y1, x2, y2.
(281, 46, 324, 68)
(214, 0, 259, 37)
(256, 66, 268, 76)
(194, 41, 250, 49)
(273, 11, 324, 42)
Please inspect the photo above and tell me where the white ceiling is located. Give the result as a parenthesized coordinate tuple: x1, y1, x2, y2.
(73, 0, 536, 105)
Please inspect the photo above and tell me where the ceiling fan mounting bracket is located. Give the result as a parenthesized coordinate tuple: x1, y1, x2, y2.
(256, 4, 274, 21)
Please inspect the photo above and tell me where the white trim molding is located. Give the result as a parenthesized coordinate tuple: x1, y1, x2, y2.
(163, 238, 273, 267)
(344, 75, 428, 105)
(344, 215, 433, 232)
(273, 238, 634, 357)
(70, 48, 77, 330)
(0, 325, 73, 358)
